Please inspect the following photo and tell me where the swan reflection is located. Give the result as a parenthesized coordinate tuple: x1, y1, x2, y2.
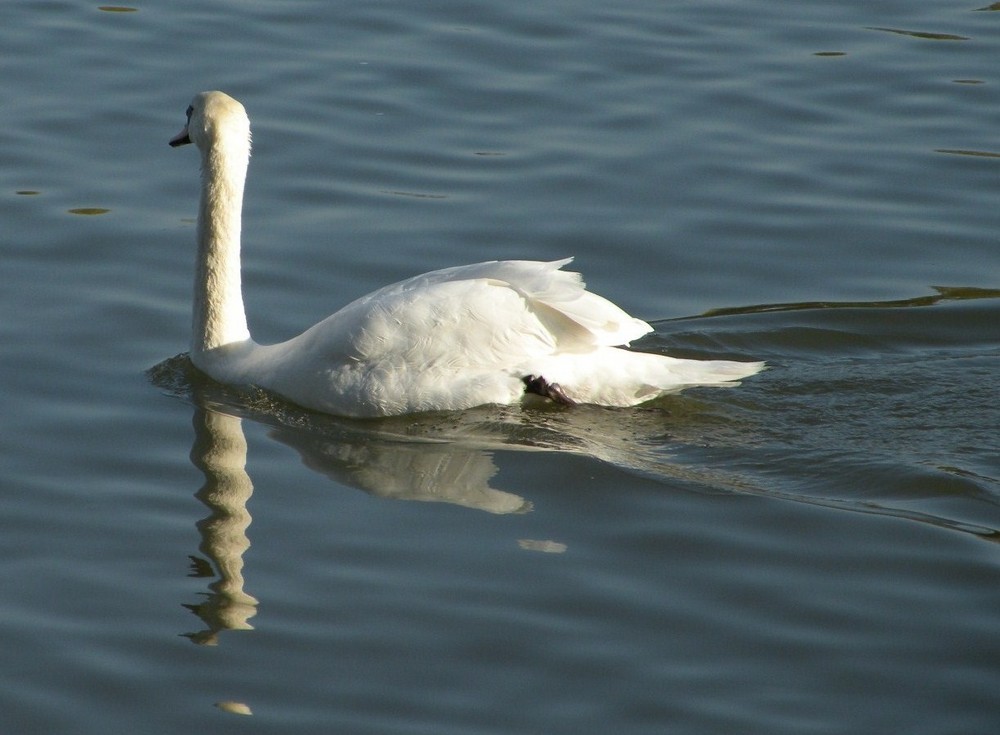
(266, 423, 530, 514)
(182, 408, 258, 645)
(181, 403, 543, 644)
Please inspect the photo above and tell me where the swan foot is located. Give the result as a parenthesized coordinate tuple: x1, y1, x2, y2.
(522, 375, 577, 406)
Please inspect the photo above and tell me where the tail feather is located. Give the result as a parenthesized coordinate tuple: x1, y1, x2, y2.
(526, 348, 765, 407)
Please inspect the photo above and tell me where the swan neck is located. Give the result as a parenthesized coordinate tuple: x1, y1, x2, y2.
(193, 144, 251, 353)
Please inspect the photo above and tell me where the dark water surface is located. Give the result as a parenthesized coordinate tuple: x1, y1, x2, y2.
(2, 1, 998, 733)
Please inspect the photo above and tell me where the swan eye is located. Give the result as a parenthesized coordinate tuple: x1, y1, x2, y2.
(185, 105, 193, 122)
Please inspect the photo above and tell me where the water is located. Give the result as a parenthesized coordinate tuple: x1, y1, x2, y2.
(2, 1, 998, 732)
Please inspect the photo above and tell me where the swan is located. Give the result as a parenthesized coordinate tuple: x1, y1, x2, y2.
(168, 91, 763, 418)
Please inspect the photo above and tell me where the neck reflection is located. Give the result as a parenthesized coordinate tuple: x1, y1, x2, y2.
(183, 407, 258, 645)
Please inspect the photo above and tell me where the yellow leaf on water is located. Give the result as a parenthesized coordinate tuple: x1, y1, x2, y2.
(215, 701, 252, 716)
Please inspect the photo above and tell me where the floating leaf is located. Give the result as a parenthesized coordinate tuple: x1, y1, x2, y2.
(518, 539, 568, 553)
(68, 207, 111, 215)
(215, 701, 252, 716)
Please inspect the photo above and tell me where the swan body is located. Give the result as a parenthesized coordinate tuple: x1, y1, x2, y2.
(170, 91, 763, 418)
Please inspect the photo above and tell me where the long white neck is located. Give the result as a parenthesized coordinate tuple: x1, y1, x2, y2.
(192, 141, 252, 353)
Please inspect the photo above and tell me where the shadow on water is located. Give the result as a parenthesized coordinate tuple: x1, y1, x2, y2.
(150, 289, 1000, 640)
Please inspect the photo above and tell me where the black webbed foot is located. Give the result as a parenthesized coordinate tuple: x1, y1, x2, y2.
(522, 375, 577, 406)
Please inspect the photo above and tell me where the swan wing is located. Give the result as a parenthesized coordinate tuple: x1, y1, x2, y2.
(344, 258, 653, 352)
(252, 259, 655, 415)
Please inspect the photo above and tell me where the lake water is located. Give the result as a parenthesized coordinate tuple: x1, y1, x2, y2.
(2, 0, 999, 732)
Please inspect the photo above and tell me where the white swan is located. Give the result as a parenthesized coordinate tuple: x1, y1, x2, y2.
(169, 91, 763, 418)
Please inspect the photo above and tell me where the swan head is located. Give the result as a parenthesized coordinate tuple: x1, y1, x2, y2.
(169, 91, 251, 156)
